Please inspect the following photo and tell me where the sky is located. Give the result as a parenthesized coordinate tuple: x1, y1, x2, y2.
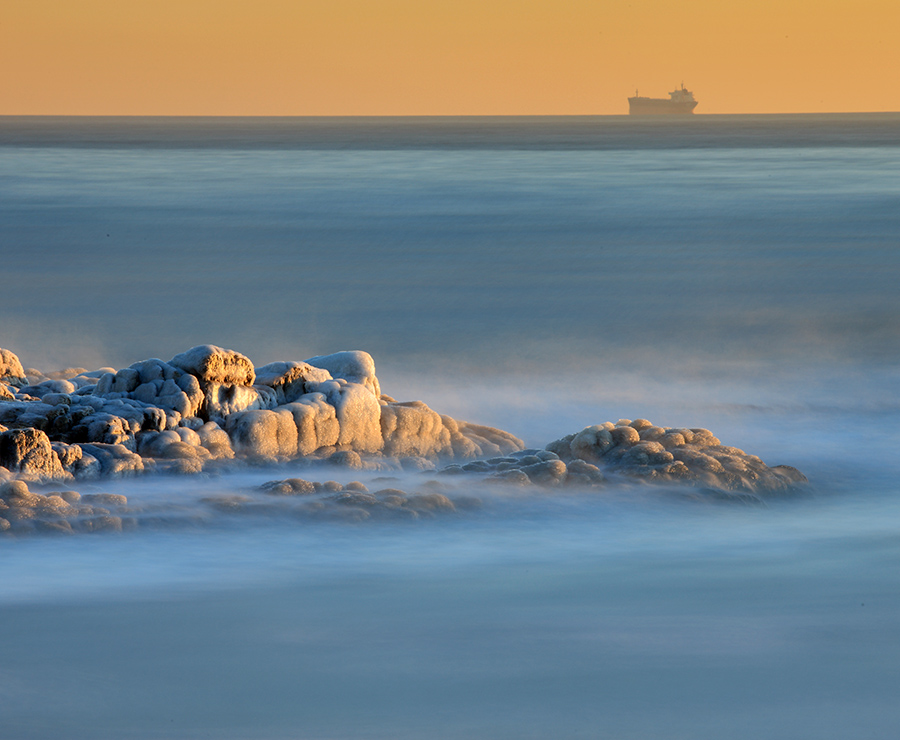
(2, 0, 898, 115)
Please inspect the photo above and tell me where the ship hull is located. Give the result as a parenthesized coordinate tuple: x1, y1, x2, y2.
(628, 98, 698, 116)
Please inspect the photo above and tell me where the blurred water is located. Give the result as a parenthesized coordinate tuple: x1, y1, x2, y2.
(2, 116, 899, 372)
(1, 115, 899, 739)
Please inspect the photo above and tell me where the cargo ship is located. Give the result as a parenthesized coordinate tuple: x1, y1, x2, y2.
(628, 85, 698, 115)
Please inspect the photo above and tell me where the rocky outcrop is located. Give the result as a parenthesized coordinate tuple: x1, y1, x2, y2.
(0, 346, 805, 500)
(0, 344, 525, 480)
(546, 418, 807, 493)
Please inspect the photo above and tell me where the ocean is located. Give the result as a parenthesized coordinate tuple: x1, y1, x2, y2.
(1, 114, 899, 739)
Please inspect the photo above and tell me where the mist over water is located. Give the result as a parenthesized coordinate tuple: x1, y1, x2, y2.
(2, 115, 900, 739)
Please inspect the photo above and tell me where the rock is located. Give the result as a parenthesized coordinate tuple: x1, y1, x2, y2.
(122, 359, 204, 417)
(405, 493, 455, 512)
(328, 450, 364, 469)
(305, 350, 381, 398)
(52, 442, 83, 472)
(488, 469, 531, 485)
(771, 465, 808, 484)
(0, 427, 66, 480)
(0, 348, 27, 387)
(81, 493, 128, 507)
(261, 478, 317, 495)
(281, 396, 340, 455)
(78, 443, 144, 477)
(548, 419, 807, 494)
(381, 401, 451, 458)
(43, 367, 88, 381)
(0, 479, 41, 507)
(225, 408, 299, 460)
(18, 379, 77, 398)
(196, 422, 234, 459)
(519, 459, 568, 486)
(565, 459, 606, 486)
(255, 361, 333, 404)
(203, 383, 277, 424)
(455, 421, 524, 458)
(170, 345, 255, 386)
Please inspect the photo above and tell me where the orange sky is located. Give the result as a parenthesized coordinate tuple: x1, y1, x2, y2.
(2, 0, 898, 115)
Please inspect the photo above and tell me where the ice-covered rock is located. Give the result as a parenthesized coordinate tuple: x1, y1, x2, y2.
(381, 401, 451, 458)
(96, 358, 203, 418)
(0, 427, 67, 481)
(305, 351, 381, 398)
(78, 443, 144, 477)
(305, 378, 383, 453)
(18, 379, 77, 398)
(203, 382, 277, 424)
(455, 421, 523, 458)
(226, 408, 301, 461)
(170, 344, 256, 387)
(0, 345, 807, 500)
(255, 361, 333, 404)
(196, 422, 235, 460)
(280, 396, 340, 455)
(0, 348, 27, 388)
(547, 418, 806, 493)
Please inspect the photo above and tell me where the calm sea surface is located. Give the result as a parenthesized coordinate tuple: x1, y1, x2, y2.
(1, 115, 899, 739)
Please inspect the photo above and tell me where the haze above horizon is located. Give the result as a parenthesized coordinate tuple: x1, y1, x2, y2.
(3, 0, 898, 116)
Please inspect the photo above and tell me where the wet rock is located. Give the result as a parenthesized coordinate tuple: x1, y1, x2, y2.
(1, 479, 41, 507)
(260, 478, 317, 495)
(406, 493, 455, 512)
(328, 450, 363, 469)
(75, 515, 123, 533)
(520, 459, 568, 486)
(399, 455, 436, 472)
(332, 491, 379, 507)
(488, 469, 531, 485)
(81, 493, 128, 507)
(564, 459, 606, 486)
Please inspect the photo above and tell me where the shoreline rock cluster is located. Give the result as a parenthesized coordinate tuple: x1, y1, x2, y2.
(1, 344, 808, 536)
(1, 344, 523, 483)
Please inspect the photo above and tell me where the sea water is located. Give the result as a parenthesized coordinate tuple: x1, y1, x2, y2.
(1, 115, 900, 739)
